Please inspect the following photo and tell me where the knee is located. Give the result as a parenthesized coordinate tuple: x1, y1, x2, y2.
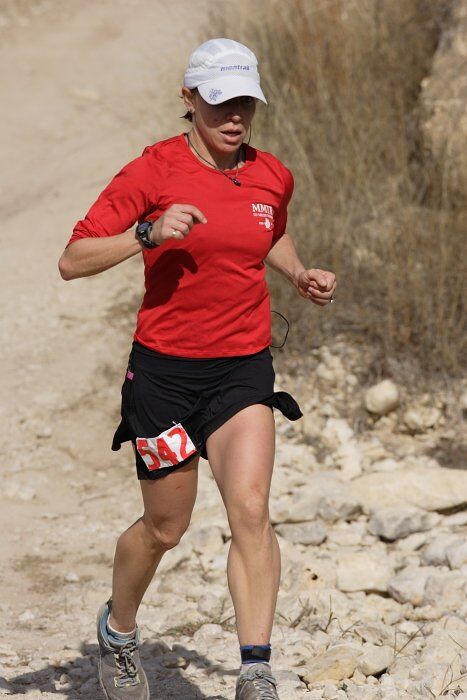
(229, 494, 270, 535)
(142, 516, 190, 551)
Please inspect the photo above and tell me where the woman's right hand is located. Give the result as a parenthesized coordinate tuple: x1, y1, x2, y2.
(151, 204, 207, 244)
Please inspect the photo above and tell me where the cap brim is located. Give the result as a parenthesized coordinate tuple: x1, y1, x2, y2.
(197, 77, 267, 105)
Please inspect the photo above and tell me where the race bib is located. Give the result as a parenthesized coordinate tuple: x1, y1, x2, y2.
(136, 423, 197, 471)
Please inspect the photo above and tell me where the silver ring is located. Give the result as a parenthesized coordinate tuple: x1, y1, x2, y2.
(171, 230, 178, 238)
(330, 297, 334, 303)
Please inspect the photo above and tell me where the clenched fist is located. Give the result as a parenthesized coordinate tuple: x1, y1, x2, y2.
(297, 268, 336, 306)
(151, 203, 207, 245)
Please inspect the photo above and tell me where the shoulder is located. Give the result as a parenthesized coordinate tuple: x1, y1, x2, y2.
(113, 135, 183, 184)
(141, 134, 183, 159)
(248, 145, 294, 194)
(140, 134, 186, 165)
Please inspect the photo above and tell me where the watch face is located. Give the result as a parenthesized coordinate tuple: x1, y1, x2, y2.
(138, 221, 152, 234)
(136, 220, 156, 248)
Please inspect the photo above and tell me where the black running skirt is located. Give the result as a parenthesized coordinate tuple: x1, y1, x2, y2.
(112, 341, 302, 480)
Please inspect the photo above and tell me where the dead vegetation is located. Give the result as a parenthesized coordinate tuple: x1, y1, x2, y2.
(211, 0, 466, 380)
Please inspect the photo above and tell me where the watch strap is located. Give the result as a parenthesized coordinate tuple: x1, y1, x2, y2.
(135, 221, 158, 248)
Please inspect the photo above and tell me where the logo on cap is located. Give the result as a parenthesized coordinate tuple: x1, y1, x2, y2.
(209, 88, 223, 102)
(220, 65, 251, 72)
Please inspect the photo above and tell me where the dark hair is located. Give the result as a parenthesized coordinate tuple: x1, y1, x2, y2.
(180, 87, 198, 122)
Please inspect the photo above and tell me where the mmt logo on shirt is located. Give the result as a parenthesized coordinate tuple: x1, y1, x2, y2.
(251, 203, 274, 231)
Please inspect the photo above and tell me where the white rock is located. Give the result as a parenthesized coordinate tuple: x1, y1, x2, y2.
(275, 521, 327, 545)
(271, 492, 320, 524)
(322, 418, 354, 446)
(446, 540, 467, 569)
(357, 643, 394, 676)
(348, 687, 381, 700)
(387, 566, 438, 605)
(197, 593, 223, 619)
(186, 526, 224, 560)
(423, 570, 466, 610)
(371, 458, 399, 472)
(322, 682, 339, 699)
(337, 442, 364, 480)
(403, 406, 441, 432)
(65, 571, 80, 583)
(315, 355, 345, 384)
(336, 551, 395, 593)
(395, 531, 430, 552)
(353, 621, 396, 648)
(409, 659, 463, 696)
(157, 540, 191, 572)
(327, 521, 365, 547)
(420, 533, 464, 566)
(5, 482, 36, 501)
(299, 644, 362, 683)
(19, 609, 35, 622)
(272, 472, 362, 524)
(367, 506, 433, 541)
(420, 620, 467, 666)
(350, 466, 467, 512)
(364, 380, 399, 415)
(211, 551, 228, 570)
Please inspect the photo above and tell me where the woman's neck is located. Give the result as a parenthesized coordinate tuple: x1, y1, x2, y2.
(187, 129, 244, 170)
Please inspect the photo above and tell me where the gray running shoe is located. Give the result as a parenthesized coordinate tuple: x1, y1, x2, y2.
(96, 598, 149, 700)
(235, 663, 280, 699)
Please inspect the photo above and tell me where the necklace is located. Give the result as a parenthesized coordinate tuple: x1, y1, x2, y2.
(186, 132, 242, 186)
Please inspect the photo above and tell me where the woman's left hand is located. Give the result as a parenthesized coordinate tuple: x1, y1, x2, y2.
(297, 268, 336, 306)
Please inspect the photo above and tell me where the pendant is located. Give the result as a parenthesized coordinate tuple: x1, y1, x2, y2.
(232, 178, 241, 186)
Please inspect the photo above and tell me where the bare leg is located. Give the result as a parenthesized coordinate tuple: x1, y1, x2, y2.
(206, 404, 279, 644)
(109, 455, 200, 632)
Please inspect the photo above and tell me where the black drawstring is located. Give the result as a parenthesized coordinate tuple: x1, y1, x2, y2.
(270, 310, 290, 349)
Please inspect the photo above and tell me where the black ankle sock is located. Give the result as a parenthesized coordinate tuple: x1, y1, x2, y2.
(240, 644, 271, 665)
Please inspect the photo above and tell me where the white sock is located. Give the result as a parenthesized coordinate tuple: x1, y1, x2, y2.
(106, 618, 136, 639)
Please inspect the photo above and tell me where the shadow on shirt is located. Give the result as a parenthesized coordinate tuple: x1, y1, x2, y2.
(143, 248, 199, 307)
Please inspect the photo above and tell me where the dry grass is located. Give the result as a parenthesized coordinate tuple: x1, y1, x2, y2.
(210, 0, 465, 379)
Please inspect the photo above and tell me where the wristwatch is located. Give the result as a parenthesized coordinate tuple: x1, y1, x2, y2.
(135, 220, 158, 248)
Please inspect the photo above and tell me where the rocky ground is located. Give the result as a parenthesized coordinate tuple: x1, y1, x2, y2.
(1, 1, 466, 699)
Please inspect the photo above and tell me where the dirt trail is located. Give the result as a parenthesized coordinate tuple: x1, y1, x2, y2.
(0, 2, 228, 697)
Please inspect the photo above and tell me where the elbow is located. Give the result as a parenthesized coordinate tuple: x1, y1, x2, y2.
(58, 252, 75, 281)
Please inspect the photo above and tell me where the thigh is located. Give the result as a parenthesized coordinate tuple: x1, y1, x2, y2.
(206, 404, 275, 515)
(139, 452, 200, 529)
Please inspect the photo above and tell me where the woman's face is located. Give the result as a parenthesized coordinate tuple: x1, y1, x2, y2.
(182, 88, 257, 155)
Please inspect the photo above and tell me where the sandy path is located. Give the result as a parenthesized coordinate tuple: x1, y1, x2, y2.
(0, 2, 235, 698)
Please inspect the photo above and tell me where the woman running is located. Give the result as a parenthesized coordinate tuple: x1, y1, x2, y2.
(59, 38, 336, 700)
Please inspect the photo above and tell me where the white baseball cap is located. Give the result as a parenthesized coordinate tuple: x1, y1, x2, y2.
(183, 38, 267, 105)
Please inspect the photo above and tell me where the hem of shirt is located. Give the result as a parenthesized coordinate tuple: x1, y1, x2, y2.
(133, 334, 272, 359)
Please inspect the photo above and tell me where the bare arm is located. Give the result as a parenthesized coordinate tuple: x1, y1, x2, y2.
(58, 204, 207, 281)
(265, 233, 337, 305)
(58, 230, 142, 280)
(265, 233, 306, 289)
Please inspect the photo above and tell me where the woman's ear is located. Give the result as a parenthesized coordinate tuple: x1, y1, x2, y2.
(181, 87, 196, 114)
